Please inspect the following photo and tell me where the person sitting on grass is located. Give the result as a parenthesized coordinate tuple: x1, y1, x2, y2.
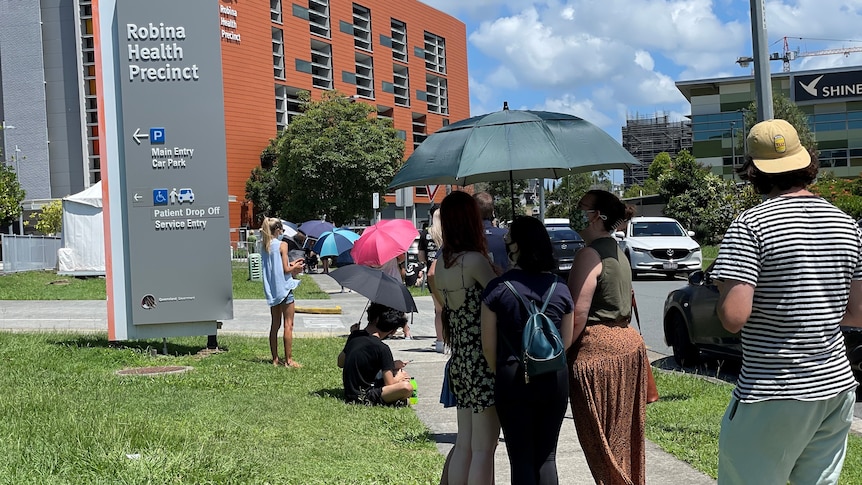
(337, 303, 414, 406)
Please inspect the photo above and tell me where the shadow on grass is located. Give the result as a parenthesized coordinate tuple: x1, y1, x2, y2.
(50, 335, 207, 356)
(311, 387, 345, 400)
(653, 355, 740, 385)
(427, 432, 456, 445)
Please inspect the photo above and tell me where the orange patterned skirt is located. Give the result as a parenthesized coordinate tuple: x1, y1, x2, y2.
(567, 323, 648, 485)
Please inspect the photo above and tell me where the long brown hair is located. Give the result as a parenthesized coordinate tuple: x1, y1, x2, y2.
(440, 191, 488, 267)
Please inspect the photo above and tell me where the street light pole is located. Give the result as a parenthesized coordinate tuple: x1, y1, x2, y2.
(1, 121, 17, 234)
(1, 121, 15, 164)
(15, 145, 23, 234)
(731, 122, 736, 173)
(749, 0, 774, 121)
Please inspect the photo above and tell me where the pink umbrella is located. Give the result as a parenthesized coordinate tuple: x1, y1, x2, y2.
(351, 219, 419, 266)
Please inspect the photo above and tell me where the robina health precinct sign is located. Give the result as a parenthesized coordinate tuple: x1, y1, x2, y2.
(96, 0, 233, 341)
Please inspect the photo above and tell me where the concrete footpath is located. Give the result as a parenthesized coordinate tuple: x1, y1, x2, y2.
(0, 272, 715, 484)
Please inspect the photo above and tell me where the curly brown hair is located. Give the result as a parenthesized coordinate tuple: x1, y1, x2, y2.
(736, 149, 819, 194)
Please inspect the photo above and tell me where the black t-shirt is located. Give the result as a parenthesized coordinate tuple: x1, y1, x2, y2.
(341, 330, 396, 402)
(417, 230, 439, 261)
(404, 260, 424, 286)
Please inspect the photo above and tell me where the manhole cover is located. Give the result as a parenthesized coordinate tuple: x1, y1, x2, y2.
(115, 366, 193, 376)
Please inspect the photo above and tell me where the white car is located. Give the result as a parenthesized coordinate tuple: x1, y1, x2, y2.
(177, 188, 194, 204)
(614, 216, 702, 278)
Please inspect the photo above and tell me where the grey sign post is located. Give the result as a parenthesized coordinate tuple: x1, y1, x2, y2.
(100, 0, 233, 340)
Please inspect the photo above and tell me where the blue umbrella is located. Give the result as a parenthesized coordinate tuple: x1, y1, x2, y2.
(299, 220, 335, 239)
(313, 228, 360, 257)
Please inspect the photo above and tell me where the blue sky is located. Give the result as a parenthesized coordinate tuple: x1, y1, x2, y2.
(422, 0, 862, 141)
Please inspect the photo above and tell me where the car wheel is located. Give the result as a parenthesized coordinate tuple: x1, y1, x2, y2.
(670, 313, 700, 367)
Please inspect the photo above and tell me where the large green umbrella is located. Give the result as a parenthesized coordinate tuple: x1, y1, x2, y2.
(388, 105, 639, 212)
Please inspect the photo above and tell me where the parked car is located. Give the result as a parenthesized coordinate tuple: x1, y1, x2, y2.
(544, 222, 585, 276)
(663, 268, 862, 387)
(615, 216, 702, 278)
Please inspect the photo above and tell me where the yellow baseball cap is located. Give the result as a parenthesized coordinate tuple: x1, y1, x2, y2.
(746, 119, 811, 174)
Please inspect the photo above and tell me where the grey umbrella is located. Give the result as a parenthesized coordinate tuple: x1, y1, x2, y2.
(330, 264, 417, 313)
(388, 104, 639, 213)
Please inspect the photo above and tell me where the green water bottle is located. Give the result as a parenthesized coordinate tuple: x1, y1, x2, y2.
(409, 378, 418, 405)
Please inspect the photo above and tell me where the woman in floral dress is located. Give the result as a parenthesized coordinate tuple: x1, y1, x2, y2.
(432, 191, 499, 485)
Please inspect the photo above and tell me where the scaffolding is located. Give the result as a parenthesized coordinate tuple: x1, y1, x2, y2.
(621, 113, 692, 187)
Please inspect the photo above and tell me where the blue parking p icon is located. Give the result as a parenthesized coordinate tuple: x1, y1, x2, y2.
(153, 188, 169, 205)
(150, 127, 166, 144)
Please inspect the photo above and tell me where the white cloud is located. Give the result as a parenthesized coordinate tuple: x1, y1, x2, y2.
(536, 95, 613, 128)
(428, 1, 862, 144)
(486, 66, 519, 89)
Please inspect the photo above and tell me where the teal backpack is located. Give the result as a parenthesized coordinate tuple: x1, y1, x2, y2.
(503, 279, 567, 383)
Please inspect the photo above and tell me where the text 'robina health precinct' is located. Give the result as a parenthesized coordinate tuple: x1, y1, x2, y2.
(126, 23, 200, 82)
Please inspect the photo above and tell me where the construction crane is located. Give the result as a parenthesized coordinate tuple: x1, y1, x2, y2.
(770, 36, 862, 72)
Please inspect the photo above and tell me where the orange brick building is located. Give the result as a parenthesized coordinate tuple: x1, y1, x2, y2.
(218, 0, 469, 234)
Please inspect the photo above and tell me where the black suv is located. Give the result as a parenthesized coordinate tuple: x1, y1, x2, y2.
(663, 269, 862, 390)
(545, 224, 585, 276)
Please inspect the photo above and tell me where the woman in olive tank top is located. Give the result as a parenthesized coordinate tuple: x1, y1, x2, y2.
(566, 190, 649, 485)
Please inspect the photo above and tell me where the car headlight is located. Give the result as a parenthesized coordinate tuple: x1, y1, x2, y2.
(631, 247, 649, 253)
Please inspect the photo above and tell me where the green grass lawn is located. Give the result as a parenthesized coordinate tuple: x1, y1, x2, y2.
(0, 333, 443, 484)
(701, 245, 718, 270)
(0, 262, 329, 301)
(1, 331, 860, 483)
(647, 369, 862, 482)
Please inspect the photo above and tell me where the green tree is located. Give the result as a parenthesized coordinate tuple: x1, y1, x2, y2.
(30, 199, 63, 235)
(658, 150, 741, 245)
(0, 162, 25, 228)
(622, 179, 660, 199)
(244, 141, 280, 225)
(265, 91, 404, 225)
(474, 180, 528, 223)
(742, 92, 816, 151)
(544, 172, 609, 229)
(810, 172, 862, 219)
(648, 152, 673, 181)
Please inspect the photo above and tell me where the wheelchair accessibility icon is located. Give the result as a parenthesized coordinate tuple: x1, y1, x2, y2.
(153, 188, 169, 205)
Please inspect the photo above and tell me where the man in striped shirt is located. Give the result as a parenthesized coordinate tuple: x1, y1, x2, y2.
(713, 119, 862, 485)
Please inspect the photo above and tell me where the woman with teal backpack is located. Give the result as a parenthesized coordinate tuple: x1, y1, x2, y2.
(481, 216, 575, 484)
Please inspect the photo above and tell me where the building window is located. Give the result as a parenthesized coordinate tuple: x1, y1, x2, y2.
(80, 0, 100, 184)
(377, 106, 393, 124)
(424, 31, 446, 74)
(412, 114, 427, 150)
(272, 28, 285, 79)
(352, 4, 372, 51)
(426, 75, 448, 115)
(355, 53, 374, 98)
(391, 19, 407, 62)
(308, 0, 330, 37)
(311, 39, 333, 89)
(393, 64, 410, 107)
(270, 0, 282, 23)
(275, 85, 304, 132)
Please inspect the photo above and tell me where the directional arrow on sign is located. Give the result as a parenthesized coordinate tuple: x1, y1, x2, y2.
(132, 128, 148, 145)
(133, 193, 142, 202)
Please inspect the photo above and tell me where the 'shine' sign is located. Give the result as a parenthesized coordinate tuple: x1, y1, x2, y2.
(794, 70, 862, 102)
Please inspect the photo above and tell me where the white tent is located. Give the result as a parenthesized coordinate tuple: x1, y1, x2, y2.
(58, 181, 105, 275)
